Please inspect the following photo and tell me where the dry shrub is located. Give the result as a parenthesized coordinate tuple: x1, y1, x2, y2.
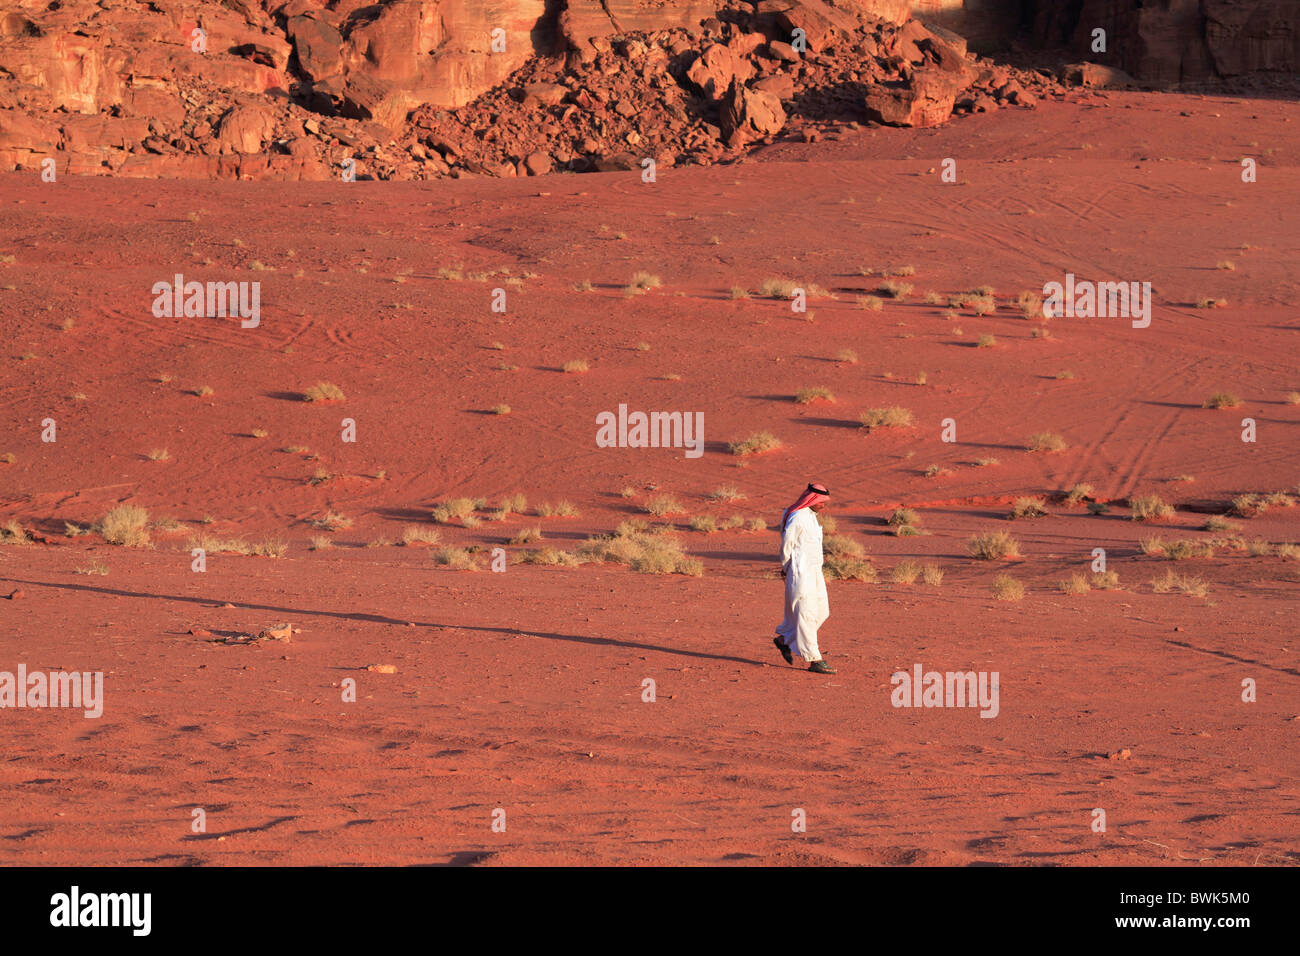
(509, 526, 543, 545)
(688, 515, 718, 533)
(303, 382, 345, 402)
(1151, 569, 1208, 597)
(1059, 573, 1090, 595)
(823, 535, 865, 559)
(709, 485, 745, 502)
(888, 508, 920, 534)
(98, 505, 151, 547)
(992, 575, 1024, 601)
(401, 525, 441, 546)
(878, 280, 912, 298)
(1129, 494, 1174, 521)
(795, 386, 834, 404)
(1091, 570, 1121, 589)
(311, 510, 353, 531)
(1162, 539, 1215, 561)
(1139, 536, 1166, 555)
(1011, 497, 1047, 519)
(518, 547, 584, 566)
(967, 531, 1019, 560)
(249, 539, 287, 558)
(859, 407, 913, 431)
(1015, 290, 1044, 319)
(431, 498, 477, 524)
(644, 494, 685, 517)
(578, 526, 702, 576)
(0, 520, 32, 546)
(1202, 390, 1240, 409)
(890, 560, 921, 585)
(1063, 483, 1094, 507)
(823, 554, 877, 582)
(431, 546, 481, 570)
(1230, 493, 1266, 517)
(1026, 432, 1067, 453)
(729, 432, 781, 456)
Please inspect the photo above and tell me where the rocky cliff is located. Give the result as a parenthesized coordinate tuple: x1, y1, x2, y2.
(0, 0, 1291, 181)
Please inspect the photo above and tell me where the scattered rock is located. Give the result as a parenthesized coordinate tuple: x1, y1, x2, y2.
(257, 623, 295, 643)
(366, 664, 398, 674)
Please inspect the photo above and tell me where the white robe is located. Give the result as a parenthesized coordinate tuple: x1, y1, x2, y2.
(776, 507, 829, 661)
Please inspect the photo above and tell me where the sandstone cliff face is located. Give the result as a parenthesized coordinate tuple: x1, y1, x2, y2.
(1021, 0, 1297, 84)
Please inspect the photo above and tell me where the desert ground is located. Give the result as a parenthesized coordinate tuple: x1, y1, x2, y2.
(1, 90, 1297, 865)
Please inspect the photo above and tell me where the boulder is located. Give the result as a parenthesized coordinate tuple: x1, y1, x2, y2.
(287, 14, 344, 82)
(767, 40, 800, 62)
(523, 150, 553, 175)
(521, 81, 567, 107)
(216, 104, 275, 154)
(752, 73, 795, 100)
(863, 69, 961, 127)
(337, 75, 410, 132)
(719, 81, 786, 147)
(895, 18, 974, 85)
(1061, 62, 1136, 88)
(687, 43, 736, 101)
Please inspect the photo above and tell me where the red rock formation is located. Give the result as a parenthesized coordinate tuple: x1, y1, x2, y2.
(1020, 0, 1297, 84)
(19, 0, 1284, 180)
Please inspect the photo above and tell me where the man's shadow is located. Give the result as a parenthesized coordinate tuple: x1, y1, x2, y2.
(2, 577, 766, 667)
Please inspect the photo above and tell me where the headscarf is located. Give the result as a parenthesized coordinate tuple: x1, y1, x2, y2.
(781, 482, 830, 530)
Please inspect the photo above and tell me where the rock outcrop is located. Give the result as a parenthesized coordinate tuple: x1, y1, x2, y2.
(1016, 0, 1297, 85)
(4, 0, 1285, 181)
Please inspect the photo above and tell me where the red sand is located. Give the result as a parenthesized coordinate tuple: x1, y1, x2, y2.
(1, 91, 1297, 865)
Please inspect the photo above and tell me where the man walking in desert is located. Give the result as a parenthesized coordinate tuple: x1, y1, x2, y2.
(774, 482, 836, 674)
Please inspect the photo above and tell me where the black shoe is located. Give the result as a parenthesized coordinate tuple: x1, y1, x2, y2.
(773, 636, 793, 665)
(808, 659, 837, 675)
